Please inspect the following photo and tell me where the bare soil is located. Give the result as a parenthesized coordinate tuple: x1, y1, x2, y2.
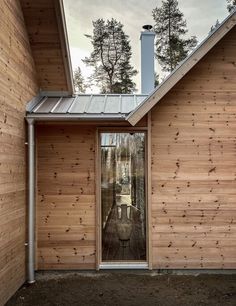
(6, 272, 236, 306)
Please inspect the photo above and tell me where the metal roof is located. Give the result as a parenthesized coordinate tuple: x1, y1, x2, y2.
(27, 94, 148, 120)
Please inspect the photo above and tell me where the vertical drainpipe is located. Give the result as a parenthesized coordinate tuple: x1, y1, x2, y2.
(27, 118, 35, 283)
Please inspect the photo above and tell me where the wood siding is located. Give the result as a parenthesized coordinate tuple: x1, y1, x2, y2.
(151, 27, 236, 269)
(37, 125, 96, 269)
(36, 120, 147, 270)
(0, 0, 38, 304)
(20, 0, 70, 92)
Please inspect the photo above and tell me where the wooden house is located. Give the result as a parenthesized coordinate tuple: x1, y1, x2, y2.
(0, 0, 236, 303)
(0, 0, 73, 303)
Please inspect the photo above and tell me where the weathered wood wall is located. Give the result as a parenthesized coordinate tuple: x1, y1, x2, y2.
(20, 0, 70, 92)
(37, 125, 96, 269)
(0, 0, 38, 304)
(151, 26, 236, 269)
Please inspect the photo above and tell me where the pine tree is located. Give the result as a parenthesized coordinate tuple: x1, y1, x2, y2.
(83, 18, 137, 94)
(73, 66, 86, 93)
(227, 0, 236, 12)
(152, 0, 197, 73)
(154, 72, 159, 87)
(209, 19, 220, 34)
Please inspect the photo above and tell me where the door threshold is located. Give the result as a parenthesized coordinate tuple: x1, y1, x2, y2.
(99, 262, 148, 269)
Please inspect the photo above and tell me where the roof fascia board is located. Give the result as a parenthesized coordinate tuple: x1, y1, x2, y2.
(54, 0, 74, 95)
(127, 11, 236, 126)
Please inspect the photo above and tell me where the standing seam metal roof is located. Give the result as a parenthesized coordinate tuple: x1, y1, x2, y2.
(27, 94, 148, 119)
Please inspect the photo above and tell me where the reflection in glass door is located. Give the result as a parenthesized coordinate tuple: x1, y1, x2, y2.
(101, 132, 146, 262)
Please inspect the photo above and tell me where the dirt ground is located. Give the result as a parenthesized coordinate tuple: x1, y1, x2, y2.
(6, 271, 236, 306)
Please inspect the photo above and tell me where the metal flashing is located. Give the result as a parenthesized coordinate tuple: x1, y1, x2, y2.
(39, 90, 71, 97)
(26, 94, 42, 112)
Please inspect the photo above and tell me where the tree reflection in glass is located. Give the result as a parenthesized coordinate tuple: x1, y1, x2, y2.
(101, 133, 146, 261)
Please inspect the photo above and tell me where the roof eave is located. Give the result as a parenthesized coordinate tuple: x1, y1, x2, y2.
(54, 0, 74, 95)
(127, 10, 236, 126)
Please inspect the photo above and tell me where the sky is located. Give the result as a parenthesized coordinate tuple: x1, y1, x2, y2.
(63, 0, 229, 93)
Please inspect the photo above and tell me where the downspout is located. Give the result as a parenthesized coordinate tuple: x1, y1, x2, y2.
(27, 118, 35, 283)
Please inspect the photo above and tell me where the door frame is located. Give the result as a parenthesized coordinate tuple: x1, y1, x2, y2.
(95, 126, 151, 269)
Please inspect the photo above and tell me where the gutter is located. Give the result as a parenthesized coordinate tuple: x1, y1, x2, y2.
(26, 114, 128, 121)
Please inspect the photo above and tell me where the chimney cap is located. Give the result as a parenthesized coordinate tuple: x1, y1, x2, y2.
(142, 25, 153, 31)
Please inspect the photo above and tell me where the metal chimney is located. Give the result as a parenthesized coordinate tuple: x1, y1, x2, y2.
(140, 25, 155, 94)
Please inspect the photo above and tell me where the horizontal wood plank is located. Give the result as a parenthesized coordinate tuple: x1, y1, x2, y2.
(37, 125, 96, 270)
(151, 25, 236, 269)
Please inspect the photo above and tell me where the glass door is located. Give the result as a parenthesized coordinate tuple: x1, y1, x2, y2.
(100, 132, 146, 262)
